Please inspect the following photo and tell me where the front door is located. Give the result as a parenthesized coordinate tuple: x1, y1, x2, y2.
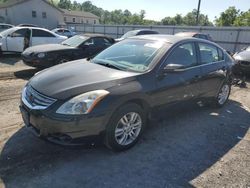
(7, 28, 31, 52)
(154, 42, 202, 107)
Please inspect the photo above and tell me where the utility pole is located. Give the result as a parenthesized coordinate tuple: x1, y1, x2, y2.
(196, 0, 201, 25)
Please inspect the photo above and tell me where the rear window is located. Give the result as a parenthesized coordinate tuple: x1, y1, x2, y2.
(198, 43, 220, 64)
(32, 29, 55, 37)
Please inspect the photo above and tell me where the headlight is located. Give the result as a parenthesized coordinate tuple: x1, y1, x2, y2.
(37, 52, 45, 58)
(56, 90, 109, 115)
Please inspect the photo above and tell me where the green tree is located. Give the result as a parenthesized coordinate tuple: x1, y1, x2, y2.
(234, 9, 250, 26)
(58, 0, 72, 9)
(215, 6, 240, 26)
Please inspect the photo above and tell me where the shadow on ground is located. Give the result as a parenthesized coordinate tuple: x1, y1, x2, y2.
(0, 54, 21, 66)
(14, 68, 39, 80)
(0, 100, 249, 188)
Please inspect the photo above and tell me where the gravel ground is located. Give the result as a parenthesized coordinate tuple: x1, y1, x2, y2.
(0, 56, 249, 188)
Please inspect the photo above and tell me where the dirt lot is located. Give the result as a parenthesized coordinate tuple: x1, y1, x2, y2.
(0, 56, 249, 188)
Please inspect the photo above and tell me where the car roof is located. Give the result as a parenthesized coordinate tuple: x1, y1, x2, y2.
(175, 32, 209, 37)
(81, 33, 111, 38)
(14, 26, 51, 31)
(131, 34, 219, 47)
(0, 23, 14, 26)
(131, 34, 192, 43)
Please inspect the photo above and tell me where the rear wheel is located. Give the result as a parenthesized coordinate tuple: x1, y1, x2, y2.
(213, 82, 231, 107)
(104, 103, 146, 151)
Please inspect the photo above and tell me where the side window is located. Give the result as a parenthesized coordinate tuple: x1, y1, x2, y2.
(83, 39, 94, 46)
(103, 38, 112, 45)
(92, 38, 109, 46)
(32, 29, 55, 37)
(11, 29, 29, 37)
(64, 30, 71, 35)
(57, 29, 63, 33)
(166, 43, 197, 68)
(218, 48, 224, 61)
(198, 43, 219, 64)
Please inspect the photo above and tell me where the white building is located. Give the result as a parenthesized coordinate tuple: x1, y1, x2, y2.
(0, 0, 100, 29)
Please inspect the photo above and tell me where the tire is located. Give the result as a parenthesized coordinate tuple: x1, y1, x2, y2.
(104, 103, 146, 151)
(213, 82, 231, 108)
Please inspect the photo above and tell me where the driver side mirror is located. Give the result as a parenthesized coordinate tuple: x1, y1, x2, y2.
(163, 63, 185, 73)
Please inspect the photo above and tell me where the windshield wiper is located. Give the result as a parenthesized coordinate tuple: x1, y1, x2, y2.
(95, 61, 123, 70)
(62, 43, 71, 46)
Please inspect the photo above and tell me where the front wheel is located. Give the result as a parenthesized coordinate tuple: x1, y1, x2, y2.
(214, 82, 231, 107)
(104, 103, 146, 151)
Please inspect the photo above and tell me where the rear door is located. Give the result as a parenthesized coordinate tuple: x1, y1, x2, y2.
(154, 42, 202, 106)
(197, 42, 227, 97)
(31, 29, 58, 46)
(6, 28, 30, 52)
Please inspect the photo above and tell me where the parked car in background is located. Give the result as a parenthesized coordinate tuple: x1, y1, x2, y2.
(115, 29, 159, 42)
(17, 24, 39, 27)
(22, 34, 115, 68)
(20, 35, 234, 151)
(233, 46, 250, 75)
(52, 28, 76, 38)
(175, 32, 213, 41)
(0, 27, 67, 53)
(0, 23, 14, 32)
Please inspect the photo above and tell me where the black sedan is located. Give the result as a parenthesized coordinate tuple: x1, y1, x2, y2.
(20, 35, 234, 151)
(22, 34, 115, 68)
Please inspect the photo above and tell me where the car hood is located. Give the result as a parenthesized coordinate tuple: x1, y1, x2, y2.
(23, 44, 75, 54)
(234, 50, 250, 62)
(29, 59, 139, 100)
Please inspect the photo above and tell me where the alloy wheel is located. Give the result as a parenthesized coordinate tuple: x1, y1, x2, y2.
(115, 112, 142, 146)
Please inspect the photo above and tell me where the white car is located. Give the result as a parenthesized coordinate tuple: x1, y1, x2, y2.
(0, 23, 14, 32)
(0, 27, 67, 53)
(51, 28, 76, 38)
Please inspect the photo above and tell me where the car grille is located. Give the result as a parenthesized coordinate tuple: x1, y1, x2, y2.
(240, 61, 250, 66)
(22, 85, 57, 110)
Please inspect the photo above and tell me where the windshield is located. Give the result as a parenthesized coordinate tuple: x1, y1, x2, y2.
(121, 30, 138, 39)
(61, 35, 88, 47)
(0, 28, 16, 37)
(92, 39, 166, 72)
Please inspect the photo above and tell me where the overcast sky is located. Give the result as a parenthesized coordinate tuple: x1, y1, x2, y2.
(75, 0, 249, 22)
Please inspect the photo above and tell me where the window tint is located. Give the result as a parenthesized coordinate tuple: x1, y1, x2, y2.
(93, 38, 112, 46)
(32, 29, 55, 37)
(12, 29, 29, 37)
(194, 34, 208, 40)
(166, 43, 197, 68)
(64, 30, 71, 35)
(143, 30, 159, 35)
(198, 43, 219, 64)
(218, 48, 224, 61)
